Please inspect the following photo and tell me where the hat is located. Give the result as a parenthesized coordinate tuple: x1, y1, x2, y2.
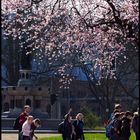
(115, 104, 122, 109)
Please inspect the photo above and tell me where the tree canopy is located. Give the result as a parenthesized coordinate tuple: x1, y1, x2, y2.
(1, 0, 139, 86)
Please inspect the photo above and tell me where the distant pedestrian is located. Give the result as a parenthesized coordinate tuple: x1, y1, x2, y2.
(22, 116, 34, 140)
(30, 118, 41, 140)
(131, 108, 139, 140)
(121, 111, 132, 140)
(73, 113, 84, 140)
(18, 105, 31, 140)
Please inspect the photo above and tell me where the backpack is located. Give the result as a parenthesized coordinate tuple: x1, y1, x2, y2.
(105, 119, 115, 138)
(58, 121, 64, 134)
(13, 116, 22, 130)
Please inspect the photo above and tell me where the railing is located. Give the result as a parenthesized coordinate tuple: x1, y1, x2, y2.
(2, 130, 105, 134)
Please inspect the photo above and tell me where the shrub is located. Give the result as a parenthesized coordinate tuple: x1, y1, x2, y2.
(82, 108, 102, 129)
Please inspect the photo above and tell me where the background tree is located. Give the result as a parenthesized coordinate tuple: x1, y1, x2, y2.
(1, 32, 20, 85)
(1, 0, 139, 102)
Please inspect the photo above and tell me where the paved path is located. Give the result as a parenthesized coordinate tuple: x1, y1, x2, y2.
(2, 133, 61, 140)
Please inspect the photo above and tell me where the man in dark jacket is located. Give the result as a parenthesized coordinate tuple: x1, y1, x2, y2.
(121, 111, 132, 140)
(132, 108, 139, 140)
(113, 113, 122, 140)
(62, 108, 73, 140)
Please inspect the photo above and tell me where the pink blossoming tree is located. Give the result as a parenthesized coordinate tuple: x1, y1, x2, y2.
(1, 0, 139, 88)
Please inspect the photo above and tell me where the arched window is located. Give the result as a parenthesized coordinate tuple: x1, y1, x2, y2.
(26, 73, 29, 79)
(25, 87, 28, 90)
(38, 87, 42, 91)
(3, 102, 9, 112)
(26, 99, 31, 107)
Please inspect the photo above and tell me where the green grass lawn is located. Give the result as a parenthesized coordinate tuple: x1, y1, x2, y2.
(39, 132, 135, 140)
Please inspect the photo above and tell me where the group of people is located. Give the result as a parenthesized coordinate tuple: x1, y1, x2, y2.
(58, 108, 84, 140)
(15, 105, 41, 140)
(15, 104, 139, 140)
(16, 106, 84, 140)
(105, 104, 139, 140)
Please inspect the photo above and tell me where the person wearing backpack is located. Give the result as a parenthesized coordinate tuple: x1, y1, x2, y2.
(111, 104, 122, 120)
(105, 109, 120, 140)
(106, 104, 122, 128)
(18, 105, 31, 140)
(131, 108, 139, 140)
(72, 113, 84, 140)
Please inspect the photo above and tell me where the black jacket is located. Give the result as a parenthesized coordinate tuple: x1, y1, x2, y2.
(121, 117, 131, 137)
(114, 119, 122, 136)
(62, 114, 72, 137)
(132, 114, 139, 133)
(73, 120, 84, 136)
(73, 120, 84, 140)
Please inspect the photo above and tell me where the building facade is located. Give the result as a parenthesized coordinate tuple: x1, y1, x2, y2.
(2, 69, 139, 120)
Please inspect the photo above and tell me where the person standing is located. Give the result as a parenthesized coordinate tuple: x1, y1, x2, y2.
(30, 118, 41, 140)
(62, 108, 73, 140)
(22, 116, 33, 140)
(105, 104, 122, 140)
(131, 108, 139, 140)
(106, 104, 122, 127)
(113, 113, 123, 140)
(121, 111, 132, 140)
(18, 105, 31, 140)
(73, 113, 84, 140)
(105, 110, 120, 140)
